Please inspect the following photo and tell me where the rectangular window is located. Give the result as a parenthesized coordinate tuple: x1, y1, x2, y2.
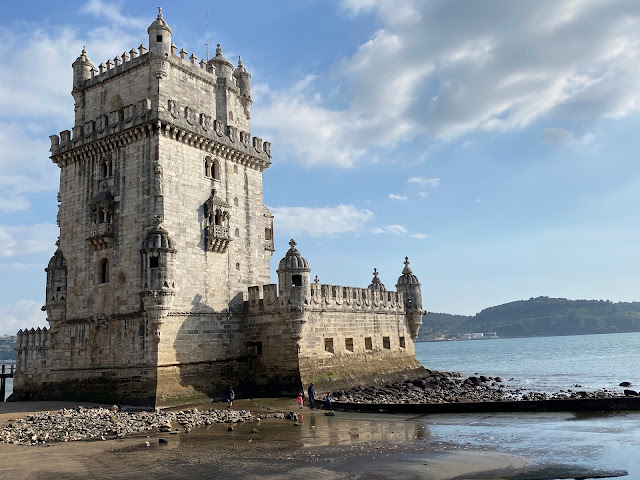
(399, 336, 406, 348)
(365, 337, 372, 351)
(150, 257, 159, 268)
(383, 336, 391, 349)
(324, 338, 334, 354)
(156, 35, 163, 42)
(247, 341, 263, 356)
(345, 338, 354, 352)
(292, 274, 302, 287)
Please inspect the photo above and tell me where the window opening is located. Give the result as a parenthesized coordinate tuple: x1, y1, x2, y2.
(383, 336, 391, 349)
(399, 336, 406, 348)
(99, 259, 109, 284)
(345, 338, 354, 352)
(235, 262, 240, 271)
(150, 257, 159, 268)
(156, 35, 163, 42)
(324, 338, 334, 354)
(213, 159, 220, 180)
(365, 337, 373, 350)
(292, 274, 302, 287)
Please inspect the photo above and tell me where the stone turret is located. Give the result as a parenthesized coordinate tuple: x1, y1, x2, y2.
(72, 47, 94, 91)
(233, 56, 251, 98)
(42, 247, 67, 330)
(277, 239, 311, 307)
(395, 257, 424, 340)
(209, 44, 233, 84)
(368, 268, 386, 291)
(147, 7, 172, 57)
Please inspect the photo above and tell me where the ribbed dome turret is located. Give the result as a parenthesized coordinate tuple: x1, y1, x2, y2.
(396, 257, 420, 286)
(147, 7, 172, 34)
(278, 239, 310, 271)
(47, 249, 66, 270)
(73, 47, 93, 67)
(143, 226, 175, 251)
(368, 268, 386, 291)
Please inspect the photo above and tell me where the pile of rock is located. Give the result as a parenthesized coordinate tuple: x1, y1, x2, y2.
(0, 406, 251, 446)
(331, 370, 625, 404)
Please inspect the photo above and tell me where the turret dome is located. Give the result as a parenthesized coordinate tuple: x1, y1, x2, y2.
(210, 44, 233, 67)
(396, 257, 420, 286)
(47, 249, 66, 270)
(233, 56, 248, 76)
(147, 7, 172, 34)
(143, 225, 175, 251)
(368, 268, 386, 291)
(278, 239, 310, 271)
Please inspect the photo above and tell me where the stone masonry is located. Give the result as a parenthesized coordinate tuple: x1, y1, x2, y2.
(11, 9, 426, 407)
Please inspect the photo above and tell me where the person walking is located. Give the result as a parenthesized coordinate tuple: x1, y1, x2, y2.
(307, 382, 315, 410)
(297, 392, 304, 408)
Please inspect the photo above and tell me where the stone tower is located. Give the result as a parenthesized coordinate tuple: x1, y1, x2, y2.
(13, 10, 425, 407)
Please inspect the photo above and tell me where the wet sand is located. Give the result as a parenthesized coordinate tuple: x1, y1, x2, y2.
(0, 399, 624, 479)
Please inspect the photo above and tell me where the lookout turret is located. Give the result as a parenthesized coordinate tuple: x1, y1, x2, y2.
(148, 7, 172, 57)
(72, 47, 94, 91)
(396, 257, 424, 340)
(277, 239, 311, 307)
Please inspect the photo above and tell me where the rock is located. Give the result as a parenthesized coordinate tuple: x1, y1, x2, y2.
(251, 428, 259, 433)
(620, 382, 632, 387)
(325, 410, 335, 416)
(624, 389, 639, 396)
(227, 426, 234, 431)
(159, 438, 168, 444)
(110, 405, 119, 412)
(142, 441, 150, 447)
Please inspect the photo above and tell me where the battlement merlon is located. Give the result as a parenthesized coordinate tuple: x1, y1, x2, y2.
(247, 282, 406, 314)
(48, 113, 271, 171)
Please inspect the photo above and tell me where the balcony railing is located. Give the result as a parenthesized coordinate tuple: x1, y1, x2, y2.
(206, 224, 231, 253)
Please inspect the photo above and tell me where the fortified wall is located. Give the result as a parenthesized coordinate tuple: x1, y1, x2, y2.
(12, 9, 426, 407)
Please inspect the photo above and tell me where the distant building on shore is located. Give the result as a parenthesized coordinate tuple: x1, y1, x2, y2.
(12, 9, 426, 407)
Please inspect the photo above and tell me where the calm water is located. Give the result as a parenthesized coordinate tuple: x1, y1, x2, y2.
(416, 333, 640, 478)
(416, 332, 640, 393)
(1, 362, 13, 400)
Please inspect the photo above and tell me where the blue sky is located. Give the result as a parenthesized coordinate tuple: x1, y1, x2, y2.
(2, 0, 640, 334)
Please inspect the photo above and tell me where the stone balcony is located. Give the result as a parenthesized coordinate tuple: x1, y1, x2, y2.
(206, 224, 231, 253)
(88, 223, 113, 250)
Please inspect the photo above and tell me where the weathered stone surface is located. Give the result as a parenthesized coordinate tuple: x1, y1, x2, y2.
(13, 10, 427, 408)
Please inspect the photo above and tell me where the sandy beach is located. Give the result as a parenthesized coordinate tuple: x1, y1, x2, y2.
(0, 398, 537, 480)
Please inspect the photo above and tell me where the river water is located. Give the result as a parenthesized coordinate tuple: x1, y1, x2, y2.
(415, 332, 640, 478)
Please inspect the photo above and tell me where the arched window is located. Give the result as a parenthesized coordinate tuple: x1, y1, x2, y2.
(204, 157, 211, 177)
(229, 111, 234, 122)
(98, 259, 109, 284)
(265, 228, 272, 240)
(99, 155, 113, 179)
(234, 228, 239, 237)
(214, 210, 221, 226)
(234, 197, 238, 206)
(212, 159, 220, 180)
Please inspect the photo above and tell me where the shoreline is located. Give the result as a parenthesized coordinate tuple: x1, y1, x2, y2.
(0, 399, 629, 480)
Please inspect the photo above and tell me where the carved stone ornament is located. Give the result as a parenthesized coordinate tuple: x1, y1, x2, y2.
(168, 99, 179, 118)
(60, 130, 71, 145)
(263, 141, 271, 157)
(214, 119, 225, 137)
(108, 110, 121, 130)
(200, 113, 212, 131)
(240, 130, 250, 147)
(72, 125, 82, 143)
(83, 120, 95, 138)
(228, 125, 237, 143)
(185, 106, 196, 125)
(123, 104, 135, 124)
(253, 137, 262, 153)
(154, 329, 162, 343)
(95, 115, 108, 134)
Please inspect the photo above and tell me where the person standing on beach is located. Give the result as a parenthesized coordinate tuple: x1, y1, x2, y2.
(308, 383, 315, 410)
(225, 386, 235, 410)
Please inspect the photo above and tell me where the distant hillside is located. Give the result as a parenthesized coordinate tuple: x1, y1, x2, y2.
(0, 336, 16, 361)
(418, 297, 640, 341)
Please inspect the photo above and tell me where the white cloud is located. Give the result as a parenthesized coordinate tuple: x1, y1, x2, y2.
(408, 176, 440, 187)
(419, 192, 429, 197)
(0, 224, 58, 258)
(388, 193, 408, 200)
(261, 1, 640, 168)
(410, 233, 430, 240)
(474, 198, 481, 203)
(541, 127, 596, 146)
(271, 205, 373, 237)
(80, 0, 149, 29)
(0, 299, 47, 336)
(370, 224, 408, 236)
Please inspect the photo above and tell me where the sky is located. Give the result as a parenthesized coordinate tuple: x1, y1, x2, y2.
(2, 0, 640, 335)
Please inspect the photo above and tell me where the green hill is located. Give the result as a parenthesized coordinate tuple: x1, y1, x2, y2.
(0, 336, 16, 361)
(418, 297, 640, 341)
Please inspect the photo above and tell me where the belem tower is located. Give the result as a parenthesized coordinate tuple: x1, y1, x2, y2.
(12, 9, 427, 407)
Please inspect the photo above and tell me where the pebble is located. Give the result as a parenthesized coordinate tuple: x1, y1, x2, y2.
(0, 407, 251, 446)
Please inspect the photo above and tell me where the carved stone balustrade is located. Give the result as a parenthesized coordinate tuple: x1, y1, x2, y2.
(88, 223, 113, 250)
(206, 224, 231, 253)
